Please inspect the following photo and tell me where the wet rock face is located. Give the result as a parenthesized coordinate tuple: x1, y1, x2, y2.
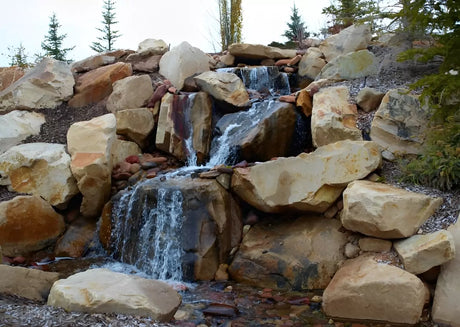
(105, 178, 242, 281)
(229, 216, 347, 290)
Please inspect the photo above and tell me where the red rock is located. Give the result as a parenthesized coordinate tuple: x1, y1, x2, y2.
(233, 160, 248, 168)
(150, 156, 168, 163)
(125, 155, 140, 164)
(279, 95, 296, 103)
(288, 55, 302, 66)
(129, 163, 141, 174)
(275, 59, 291, 66)
(0, 66, 25, 92)
(287, 297, 310, 305)
(13, 256, 26, 264)
(146, 170, 157, 179)
(202, 303, 238, 317)
(147, 83, 169, 107)
(112, 171, 132, 180)
(168, 86, 177, 94)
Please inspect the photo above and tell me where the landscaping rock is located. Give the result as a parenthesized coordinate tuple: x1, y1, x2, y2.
(136, 38, 168, 56)
(0, 66, 24, 92)
(111, 139, 141, 167)
(317, 50, 378, 81)
(115, 108, 155, 148)
(298, 47, 326, 80)
(71, 54, 116, 73)
(0, 110, 45, 153)
(358, 237, 392, 252)
(356, 87, 385, 112)
(106, 75, 154, 113)
(228, 43, 297, 60)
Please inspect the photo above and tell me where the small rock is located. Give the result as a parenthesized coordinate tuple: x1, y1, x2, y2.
(279, 95, 296, 103)
(311, 295, 322, 303)
(344, 243, 360, 258)
(125, 155, 140, 164)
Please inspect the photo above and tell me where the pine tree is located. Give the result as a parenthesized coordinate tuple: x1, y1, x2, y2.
(283, 4, 310, 44)
(91, 0, 121, 53)
(7, 43, 30, 68)
(41, 13, 74, 61)
(219, 0, 243, 51)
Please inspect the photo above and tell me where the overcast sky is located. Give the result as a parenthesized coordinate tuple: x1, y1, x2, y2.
(0, 0, 330, 67)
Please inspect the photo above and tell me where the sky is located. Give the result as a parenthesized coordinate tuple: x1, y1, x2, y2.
(0, 0, 330, 67)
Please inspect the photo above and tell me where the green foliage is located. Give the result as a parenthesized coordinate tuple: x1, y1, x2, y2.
(91, 0, 121, 53)
(267, 41, 298, 49)
(7, 43, 30, 68)
(41, 13, 74, 61)
(218, 0, 243, 51)
(283, 3, 310, 43)
(400, 116, 460, 190)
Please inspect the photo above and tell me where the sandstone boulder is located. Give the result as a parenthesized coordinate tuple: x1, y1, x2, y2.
(156, 92, 212, 164)
(0, 58, 74, 113)
(0, 265, 59, 301)
(0, 110, 45, 153)
(111, 139, 141, 167)
(298, 47, 326, 80)
(159, 41, 210, 90)
(67, 114, 117, 217)
(106, 74, 154, 113)
(319, 24, 372, 62)
(126, 53, 162, 72)
(137, 38, 168, 56)
(68, 62, 132, 108)
(432, 217, 460, 326)
(370, 89, 430, 158)
(228, 43, 297, 60)
(0, 66, 25, 91)
(47, 268, 181, 322)
(356, 87, 385, 112)
(317, 50, 378, 81)
(0, 195, 65, 256)
(358, 237, 392, 252)
(229, 216, 347, 290)
(0, 143, 79, 207)
(394, 230, 455, 274)
(312, 86, 362, 147)
(194, 71, 249, 107)
(115, 108, 155, 148)
(296, 89, 313, 117)
(231, 140, 381, 213)
(322, 255, 427, 324)
(54, 217, 97, 258)
(341, 180, 443, 238)
(71, 54, 116, 73)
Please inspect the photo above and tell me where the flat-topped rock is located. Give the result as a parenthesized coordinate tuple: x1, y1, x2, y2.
(228, 43, 297, 60)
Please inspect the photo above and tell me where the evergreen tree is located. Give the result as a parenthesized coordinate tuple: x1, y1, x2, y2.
(7, 43, 30, 68)
(219, 0, 243, 51)
(91, 0, 121, 53)
(283, 4, 310, 42)
(41, 13, 74, 61)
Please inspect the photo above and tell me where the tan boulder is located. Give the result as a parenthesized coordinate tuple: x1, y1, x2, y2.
(395, 230, 455, 275)
(48, 268, 181, 322)
(67, 114, 117, 217)
(0, 265, 60, 301)
(298, 47, 326, 80)
(68, 62, 132, 108)
(317, 50, 378, 81)
(0, 195, 65, 256)
(319, 24, 372, 62)
(322, 255, 427, 324)
(126, 53, 162, 72)
(0, 66, 25, 91)
(159, 41, 210, 90)
(0, 58, 74, 113)
(220, 54, 235, 66)
(111, 139, 141, 166)
(296, 89, 313, 117)
(156, 92, 212, 164)
(228, 43, 297, 60)
(194, 71, 249, 107)
(0, 110, 45, 153)
(432, 217, 460, 326)
(0, 143, 78, 207)
(54, 217, 97, 258)
(116, 108, 154, 148)
(356, 87, 385, 112)
(370, 89, 430, 158)
(231, 140, 381, 214)
(229, 216, 347, 290)
(358, 237, 392, 252)
(106, 75, 154, 113)
(71, 54, 116, 73)
(341, 180, 443, 238)
(312, 86, 362, 147)
(136, 38, 169, 56)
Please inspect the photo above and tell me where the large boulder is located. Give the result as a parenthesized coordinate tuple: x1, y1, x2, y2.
(0, 265, 59, 301)
(298, 47, 326, 80)
(311, 86, 362, 147)
(0, 110, 45, 153)
(54, 217, 97, 258)
(71, 54, 116, 73)
(68, 62, 132, 108)
(194, 71, 249, 107)
(156, 92, 212, 164)
(111, 139, 142, 166)
(319, 24, 372, 62)
(67, 114, 117, 217)
(116, 108, 155, 148)
(159, 41, 210, 90)
(322, 255, 427, 324)
(229, 216, 347, 290)
(0, 195, 65, 256)
(0, 58, 74, 113)
(317, 50, 378, 81)
(106, 74, 154, 113)
(370, 89, 430, 158)
(394, 230, 455, 274)
(0, 143, 78, 207)
(228, 43, 297, 60)
(211, 101, 297, 164)
(47, 268, 181, 322)
(432, 218, 460, 326)
(231, 140, 381, 214)
(136, 38, 169, 56)
(341, 180, 443, 238)
(356, 87, 385, 112)
(0, 66, 25, 91)
(104, 178, 242, 281)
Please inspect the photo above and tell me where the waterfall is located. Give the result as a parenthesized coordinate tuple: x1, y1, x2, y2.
(207, 123, 241, 167)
